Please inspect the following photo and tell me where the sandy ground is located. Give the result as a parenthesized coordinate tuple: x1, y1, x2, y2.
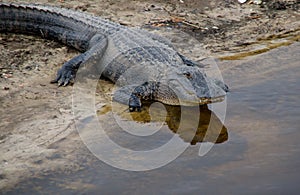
(0, 0, 299, 191)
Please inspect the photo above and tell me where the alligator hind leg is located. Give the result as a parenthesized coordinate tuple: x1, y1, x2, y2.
(51, 33, 108, 86)
(51, 53, 85, 86)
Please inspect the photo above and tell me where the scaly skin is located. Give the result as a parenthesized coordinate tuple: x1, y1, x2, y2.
(0, 3, 228, 111)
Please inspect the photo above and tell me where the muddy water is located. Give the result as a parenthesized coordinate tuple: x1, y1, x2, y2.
(5, 40, 300, 194)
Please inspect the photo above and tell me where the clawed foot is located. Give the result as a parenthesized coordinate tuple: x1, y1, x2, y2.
(50, 66, 75, 86)
(51, 53, 85, 86)
(128, 82, 158, 112)
(129, 94, 142, 112)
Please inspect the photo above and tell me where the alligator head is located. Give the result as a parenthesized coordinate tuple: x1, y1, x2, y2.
(156, 65, 228, 106)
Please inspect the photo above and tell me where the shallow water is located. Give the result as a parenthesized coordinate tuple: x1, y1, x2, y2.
(5, 41, 300, 194)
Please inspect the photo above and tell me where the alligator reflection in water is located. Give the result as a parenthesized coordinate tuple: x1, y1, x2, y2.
(104, 102, 228, 145)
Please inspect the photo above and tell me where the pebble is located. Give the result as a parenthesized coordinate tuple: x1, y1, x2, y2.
(3, 73, 13, 78)
(253, 0, 262, 5)
(238, 0, 247, 4)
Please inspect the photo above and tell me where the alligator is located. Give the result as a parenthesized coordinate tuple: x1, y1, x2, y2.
(0, 3, 228, 111)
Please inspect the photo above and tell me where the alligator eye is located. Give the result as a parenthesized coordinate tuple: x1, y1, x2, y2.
(183, 72, 192, 79)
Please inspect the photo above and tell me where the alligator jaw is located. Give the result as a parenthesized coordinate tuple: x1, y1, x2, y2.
(199, 96, 225, 104)
(177, 95, 226, 106)
(157, 94, 226, 107)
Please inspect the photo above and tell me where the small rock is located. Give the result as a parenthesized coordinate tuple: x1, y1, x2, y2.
(0, 174, 6, 180)
(253, 0, 262, 5)
(3, 73, 13, 78)
(25, 65, 32, 70)
(59, 108, 71, 114)
(74, 3, 90, 11)
(3, 86, 9, 90)
(238, 0, 247, 4)
(52, 115, 58, 119)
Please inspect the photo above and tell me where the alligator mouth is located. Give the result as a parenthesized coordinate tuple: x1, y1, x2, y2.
(198, 96, 225, 105)
(160, 95, 226, 106)
(183, 95, 225, 106)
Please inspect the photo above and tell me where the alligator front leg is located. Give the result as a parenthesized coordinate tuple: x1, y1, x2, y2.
(129, 93, 142, 112)
(51, 34, 108, 86)
(128, 81, 159, 112)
